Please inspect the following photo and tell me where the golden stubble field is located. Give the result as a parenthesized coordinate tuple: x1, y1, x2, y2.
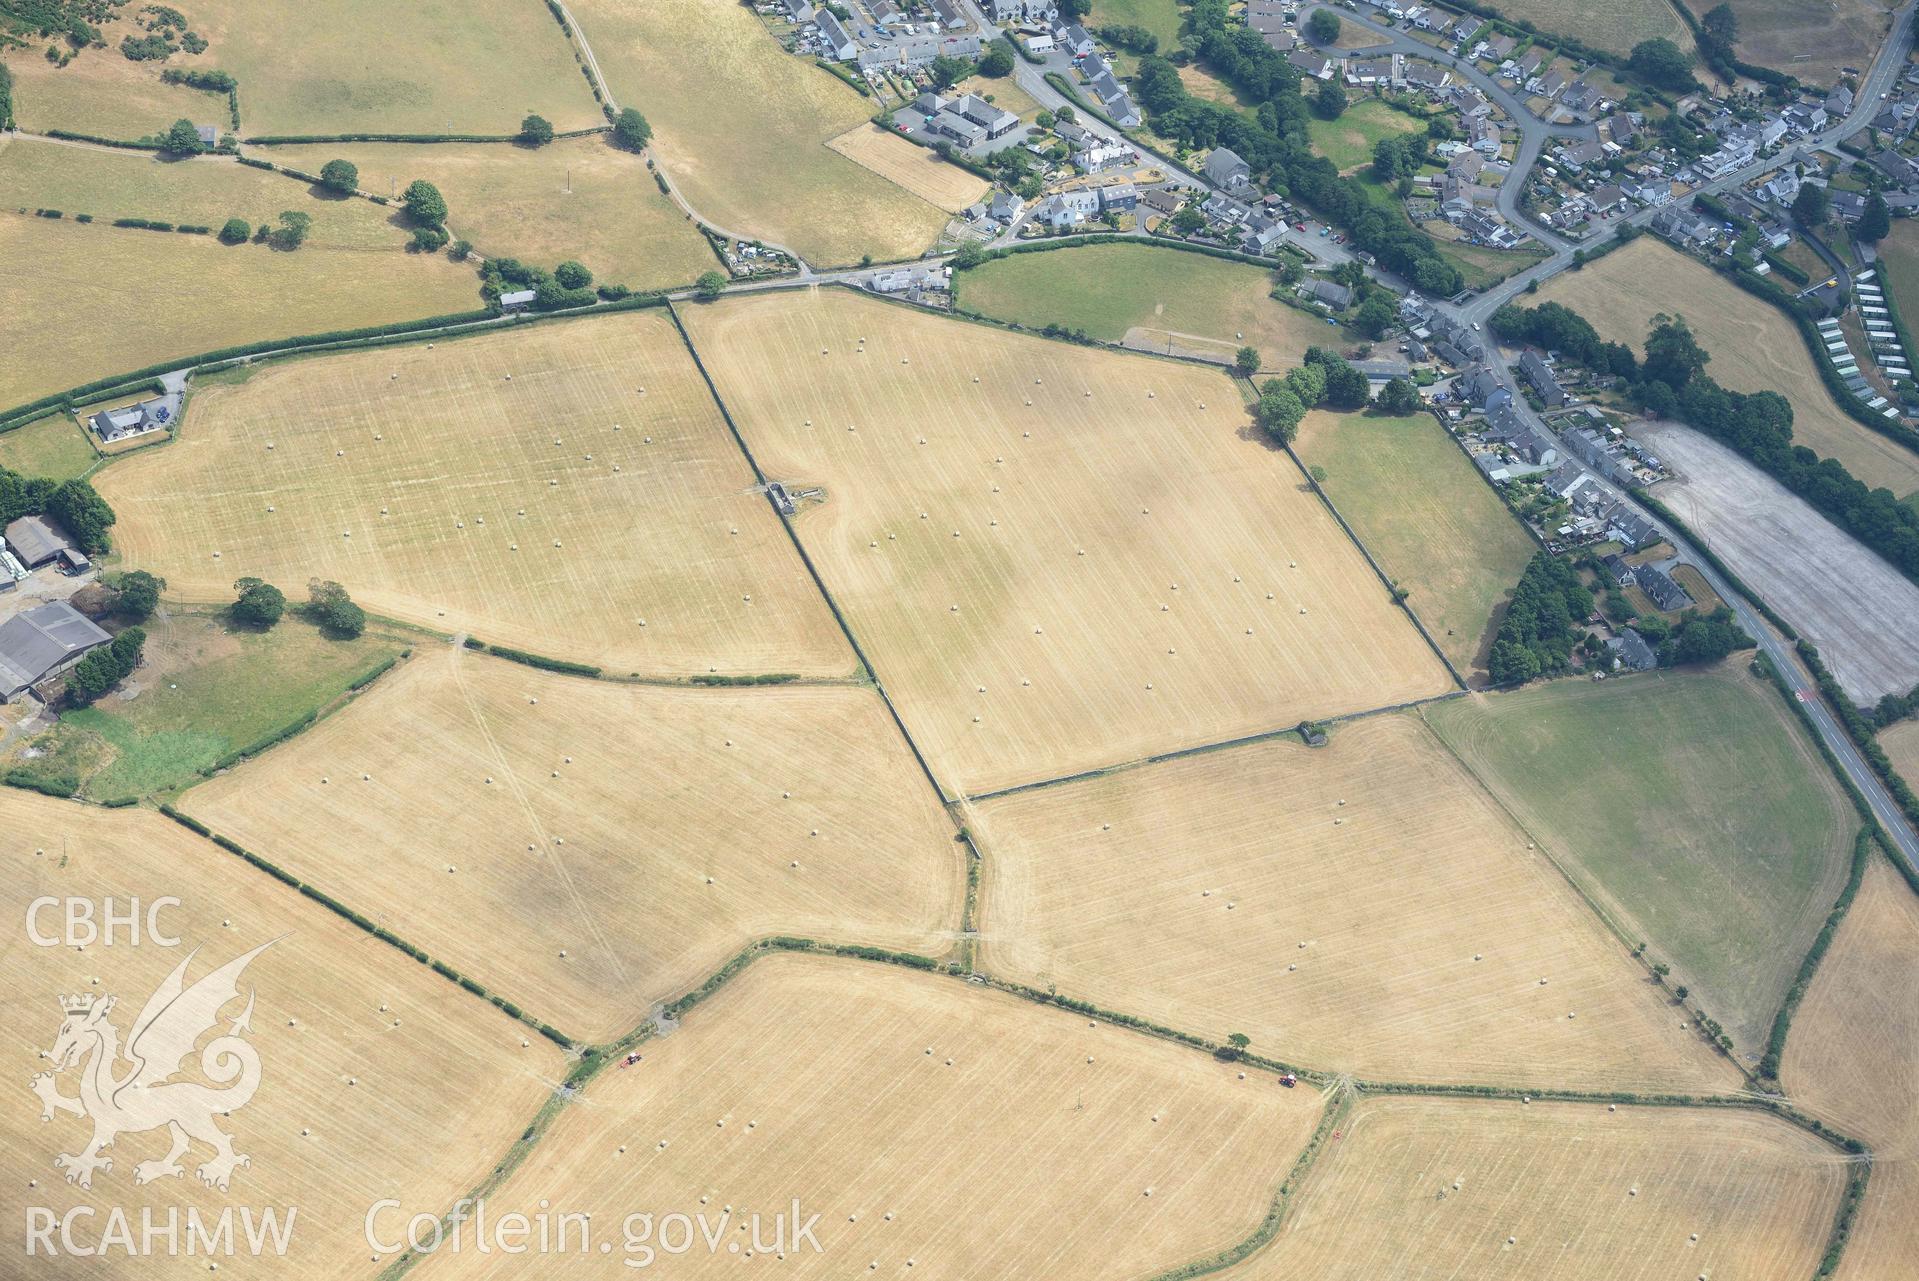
(186, 0, 604, 138)
(1232, 1095, 1847, 1280)
(562, 0, 952, 266)
(1781, 857, 1919, 1279)
(971, 713, 1733, 1091)
(263, 137, 717, 291)
(681, 289, 1453, 796)
(413, 951, 1326, 1280)
(95, 310, 853, 677)
(178, 647, 965, 1043)
(1879, 720, 1919, 794)
(0, 789, 566, 1279)
(1535, 238, 1919, 499)
(0, 215, 478, 412)
(824, 125, 990, 214)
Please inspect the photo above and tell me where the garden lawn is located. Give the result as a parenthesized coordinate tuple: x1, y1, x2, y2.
(1295, 409, 1535, 678)
(1425, 662, 1856, 1055)
(1307, 98, 1424, 174)
(0, 414, 96, 481)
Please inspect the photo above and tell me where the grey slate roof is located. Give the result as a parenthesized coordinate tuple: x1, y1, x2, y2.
(0, 601, 111, 697)
(4, 516, 73, 569)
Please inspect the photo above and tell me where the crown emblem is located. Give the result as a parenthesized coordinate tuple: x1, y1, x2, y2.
(59, 994, 95, 1015)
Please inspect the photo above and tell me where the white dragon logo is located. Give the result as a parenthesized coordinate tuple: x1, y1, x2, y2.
(28, 941, 274, 1192)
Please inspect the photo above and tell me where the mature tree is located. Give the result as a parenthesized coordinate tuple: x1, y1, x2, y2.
(1642, 315, 1709, 390)
(1306, 8, 1340, 44)
(161, 118, 203, 154)
(1234, 345, 1261, 376)
(114, 570, 163, 621)
(520, 113, 555, 146)
(694, 269, 727, 300)
(979, 42, 1013, 77)
(1313, 78, 1347, 121)
(1374, 376, 1420, 414)
(1792, 181, 1830, 227)
(67, 626, 144, 705)
(1284, 362, 1326, 406)
(1353, 292, 1397, 339)
(306, 579, 366, 638)
(45, 479, 114, 553)
(554, 260, 593, 289)
(1255, 381, 1306, 444)
(953, 241, 989, 269)
(231, 577, 285, 629)
(218, 217, 250, 244)
(318, 158, 359, 193)
(928, 54, 973, 90)
(403, 178, 448, 227)
(269, 209, 312, 250)
(411, 224, 449, 251)
(1628, 38, 1695, 91)
(1306, 346, 1369, 408)
(611, 106, 652, 151)
(1700, 2, 1737, 43)
(1859, 191, 1892, 243)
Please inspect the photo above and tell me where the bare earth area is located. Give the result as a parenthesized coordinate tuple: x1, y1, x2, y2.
(972, 714, 1734, 1091)
(1639, 420, 1919, 704)
(1228, 1095, 1848, 1280)
(414, 952, 1326, 1280)
(180, 647, 965, 1043)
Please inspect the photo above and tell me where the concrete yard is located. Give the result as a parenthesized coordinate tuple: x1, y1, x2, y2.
(1638, 421, 1919, 704)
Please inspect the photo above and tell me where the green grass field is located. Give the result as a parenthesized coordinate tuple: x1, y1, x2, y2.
(1307, 98, 1425, 173)
(0, 135, 413, 251)
(0, 414, 96, 480)
(185, 0, 604, 137)
(957, 243, 1331, 370)
(1426, 663, 1856, 1055)
(1087, 0, 1185, 53)
(12, 611, 404, 802)
(1295, 409, 1536, 678)
(0, 213, 479, 412)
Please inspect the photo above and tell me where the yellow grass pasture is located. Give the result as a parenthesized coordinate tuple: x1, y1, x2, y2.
(562, 0, 952, 266)
(825, 124, 990, 213)
(0, 789, 566, 1280)
(179, 647, 964, 1043)
(1782, 856, 1919, 1279)
(973, 713, 1733, 1090)
(1, 29, 210, 141)
(187, 0, 604, 137)
(1536, 237, 1919, 498)
(681, 289, 1453, 795)
(96, 310, 853, 677)
(264, 137, 717, 290)
(0, 213, 477, 411)
(0, 134, 412, 250)
(1236, 1096, 1847, 1279)
(413, 951, 1326, 1281)
(1879, 720, 1919, 793)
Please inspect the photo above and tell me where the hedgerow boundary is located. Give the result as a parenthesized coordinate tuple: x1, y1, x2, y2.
(366, 934, 1874, 1281)
(0, 292, 688, 435)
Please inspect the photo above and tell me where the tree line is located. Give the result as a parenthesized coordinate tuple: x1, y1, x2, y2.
(1127, 0, 1465, 296)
